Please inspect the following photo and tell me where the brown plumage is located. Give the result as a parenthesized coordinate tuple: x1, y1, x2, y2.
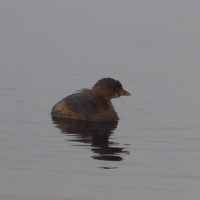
(51, 77, 130, 121)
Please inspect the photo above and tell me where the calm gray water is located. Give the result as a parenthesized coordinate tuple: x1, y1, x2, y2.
(1, 1, 200, 200)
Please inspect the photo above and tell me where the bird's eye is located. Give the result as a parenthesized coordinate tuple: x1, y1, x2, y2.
(113, 87, 118, 91)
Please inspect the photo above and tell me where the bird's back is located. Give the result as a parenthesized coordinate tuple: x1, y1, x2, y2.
(51, 89, 95, 120)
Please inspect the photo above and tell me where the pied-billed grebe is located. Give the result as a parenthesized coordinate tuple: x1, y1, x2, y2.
(51, 77, 130, 121)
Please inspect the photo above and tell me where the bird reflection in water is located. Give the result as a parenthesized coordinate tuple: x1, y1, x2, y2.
(52, 117, 129, 163)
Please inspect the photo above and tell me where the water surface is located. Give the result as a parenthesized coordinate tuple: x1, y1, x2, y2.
(1, 1, 200, 200)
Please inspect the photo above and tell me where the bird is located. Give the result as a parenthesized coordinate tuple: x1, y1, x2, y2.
(51, 77, 130, 121)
